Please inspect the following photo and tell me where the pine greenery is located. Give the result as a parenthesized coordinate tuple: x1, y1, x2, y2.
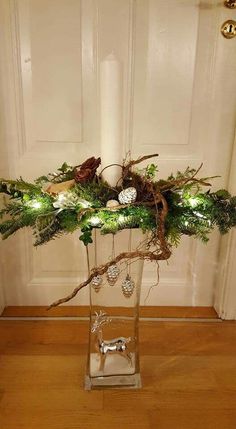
(0, 161, 236, 247)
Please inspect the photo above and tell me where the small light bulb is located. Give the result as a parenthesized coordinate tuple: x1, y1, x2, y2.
(188, 197, 198, 208)
(90, 216, 100, 226)
(194, 211, 204, 219)
(31, 201, 42, 209)
(118, 215, 125, 222)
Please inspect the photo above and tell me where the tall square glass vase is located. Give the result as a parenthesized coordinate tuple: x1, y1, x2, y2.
(84, 229, 145, 390)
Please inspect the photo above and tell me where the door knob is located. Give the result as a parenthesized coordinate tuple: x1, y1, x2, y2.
(221, 20, 236, 38)
(224, 0, 236, 8)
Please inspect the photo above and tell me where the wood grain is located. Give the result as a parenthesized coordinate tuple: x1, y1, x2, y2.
(0, 319, 236, 428)
(1, 305, 218, 319)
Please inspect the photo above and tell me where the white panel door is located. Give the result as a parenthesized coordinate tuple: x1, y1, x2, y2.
(0, 0, 235, 307)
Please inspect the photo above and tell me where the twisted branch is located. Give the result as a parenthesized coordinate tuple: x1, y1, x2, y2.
(48, 246, 171, 309)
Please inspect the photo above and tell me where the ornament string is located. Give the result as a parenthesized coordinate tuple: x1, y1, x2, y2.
(128, 229, 132, 277)
(94, 229, 98, 267)
(86, 245, 90, 276)
(112, 234, 115, 260)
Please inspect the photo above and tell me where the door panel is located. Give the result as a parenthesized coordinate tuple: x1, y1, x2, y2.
(0, 0, 236, 307)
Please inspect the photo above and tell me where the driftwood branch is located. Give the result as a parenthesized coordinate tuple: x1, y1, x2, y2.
(48, 246, 171, 309)
(122, 153, 159, 177)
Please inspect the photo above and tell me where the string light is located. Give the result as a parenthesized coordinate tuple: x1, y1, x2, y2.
(90, 216, 101, 226)
(194, 211, 205, 219)
(188, 197, 198, 208)
(29, 200, 42, 209)
(118, 215, 125, 222)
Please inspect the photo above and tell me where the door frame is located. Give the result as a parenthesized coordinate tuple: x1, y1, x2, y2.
(214, 130, 236, 319)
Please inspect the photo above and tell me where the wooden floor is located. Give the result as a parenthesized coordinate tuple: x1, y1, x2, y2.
(0, 319, 236, 429)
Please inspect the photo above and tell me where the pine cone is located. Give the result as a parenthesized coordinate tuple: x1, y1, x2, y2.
(74, 157, 101, 183)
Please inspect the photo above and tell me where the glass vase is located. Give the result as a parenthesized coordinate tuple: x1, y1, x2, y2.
(84, 229, 145, 390)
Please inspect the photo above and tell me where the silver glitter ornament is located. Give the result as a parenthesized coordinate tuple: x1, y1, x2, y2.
(91, 275, 103, 292)
(106, 264, 120, 286)
(121, 274, 135, 298)
(118, 187, 137, 205)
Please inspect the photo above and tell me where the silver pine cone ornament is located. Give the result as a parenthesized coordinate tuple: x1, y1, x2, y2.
(121, 274, 135, 298)
(106, 264, 120, 286)
(91, 275, 103, 292)
(118, 187, 137, 205)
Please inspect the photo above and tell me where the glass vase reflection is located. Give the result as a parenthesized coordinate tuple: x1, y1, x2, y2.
(84, 229, 145, 389)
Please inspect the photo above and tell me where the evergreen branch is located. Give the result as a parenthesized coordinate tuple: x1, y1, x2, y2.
(0, 178, 41, 195)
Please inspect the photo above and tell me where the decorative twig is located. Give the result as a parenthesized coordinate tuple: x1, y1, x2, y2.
(48, 246, 171, 309)
(122, 153, 159, 177)
(99, 163, 123, 178)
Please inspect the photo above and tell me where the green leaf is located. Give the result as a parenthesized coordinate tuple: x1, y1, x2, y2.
(58, 162, 70, 173)
(79, 230, 93, 245)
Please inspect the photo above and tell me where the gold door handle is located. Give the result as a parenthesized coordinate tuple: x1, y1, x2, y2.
(221, 20, 236, 38)
(224, 0, 236, 8)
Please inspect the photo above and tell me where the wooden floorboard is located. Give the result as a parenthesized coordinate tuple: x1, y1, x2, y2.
(0, 319, 236, 428)
(1, 305, 218, 319)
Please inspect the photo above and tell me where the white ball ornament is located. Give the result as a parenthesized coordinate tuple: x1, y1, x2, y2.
(118, 187, 137, 205)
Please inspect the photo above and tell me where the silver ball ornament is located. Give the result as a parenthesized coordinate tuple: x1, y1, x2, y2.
(106, 264, 120, 286)
(121, 274, 135, 298)
(118, 187, 137, 205)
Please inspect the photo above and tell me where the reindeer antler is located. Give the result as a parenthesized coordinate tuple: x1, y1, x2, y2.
(91, 311, 111, 333)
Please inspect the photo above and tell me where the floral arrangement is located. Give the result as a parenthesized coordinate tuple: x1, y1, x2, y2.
(0, 153, 235, 307)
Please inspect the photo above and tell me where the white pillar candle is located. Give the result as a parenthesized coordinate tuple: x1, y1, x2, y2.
(100, 53, 123, 187)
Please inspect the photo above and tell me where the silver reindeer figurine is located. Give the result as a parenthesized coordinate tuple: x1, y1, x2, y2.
(91, 311, 133, 371)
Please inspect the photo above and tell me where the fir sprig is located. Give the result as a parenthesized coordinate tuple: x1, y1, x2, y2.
(0, 158, 235, 248)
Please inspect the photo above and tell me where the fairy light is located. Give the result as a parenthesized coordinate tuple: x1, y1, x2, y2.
(118, 215, 125, 222)
(90, 216, 101, 226)
(188, 197, 198, 208)
(30, 200, 42, 209)
(194, 211, 205, 219)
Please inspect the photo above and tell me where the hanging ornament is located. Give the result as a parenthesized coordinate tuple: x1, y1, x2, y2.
(118, 187, 137, 205)
(121, 274, 135, 298)
(106, 199, 120, 208)
(121, 229, 135, 297)
(89, 230, 103, 292)
(91, 275, 103, 292)
(106, 234, 120, 286)
(106, 264, 120, 286)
